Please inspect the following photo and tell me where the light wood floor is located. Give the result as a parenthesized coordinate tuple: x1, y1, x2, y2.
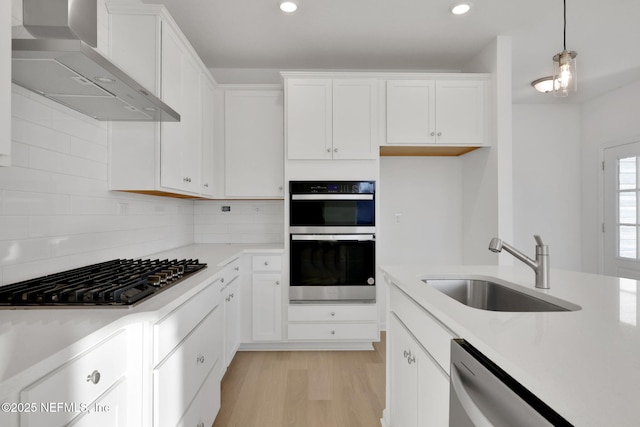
(212, 333, 386, 427)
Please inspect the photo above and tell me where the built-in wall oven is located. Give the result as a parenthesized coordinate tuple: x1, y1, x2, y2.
(289, 181, 376, 303)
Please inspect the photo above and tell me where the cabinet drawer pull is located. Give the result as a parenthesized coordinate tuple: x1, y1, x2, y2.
(403, 350, 410, 358)
(330, 311, 336, 317)
(437, 132, 442, 137)
(326, 148, 331, 153)
(86, 370, 101, 385)
(197, 355, 205, 364)
(330, 330, 336, 335)
(234, 266, 240, 271)
(333, 148, 338, 153)
(430, 132, 435, 136)
(197, 422, 205, 427)
(407, 354, 416, 365)
(264, 261, 269, 266)
(276, 281, 280, 286)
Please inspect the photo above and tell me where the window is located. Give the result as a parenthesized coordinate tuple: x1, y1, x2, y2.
(618, 156, 639, 258)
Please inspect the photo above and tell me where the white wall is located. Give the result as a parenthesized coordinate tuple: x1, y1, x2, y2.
(378, 157, 463, 265)
(512, 104, 582, 271)
(461, 35, 513, 265)
(581, 79, 640, 273)
(0, 86, 195, 285)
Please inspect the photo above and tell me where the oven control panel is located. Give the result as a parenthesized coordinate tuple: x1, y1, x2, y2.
(289, 181, 375, 194)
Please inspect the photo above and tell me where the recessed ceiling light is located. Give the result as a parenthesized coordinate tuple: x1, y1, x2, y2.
(280, 1, 298, 13)
(451, 3, 471, 15)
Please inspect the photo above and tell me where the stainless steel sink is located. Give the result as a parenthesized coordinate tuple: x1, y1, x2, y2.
(423, 279, 578, 312)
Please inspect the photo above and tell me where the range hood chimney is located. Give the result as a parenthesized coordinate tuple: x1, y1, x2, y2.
(12, 0, 180, 122)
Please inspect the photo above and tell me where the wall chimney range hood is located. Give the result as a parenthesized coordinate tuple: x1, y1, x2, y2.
(11, 0, 180, 122)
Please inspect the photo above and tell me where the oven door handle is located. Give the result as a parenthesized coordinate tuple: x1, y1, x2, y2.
(291, 194, 374, 200)
(291, 234, 375, 241)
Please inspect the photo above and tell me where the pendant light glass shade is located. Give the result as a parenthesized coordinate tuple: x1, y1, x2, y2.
(553, 50, 577, 97)
(552, 0, 578, 97)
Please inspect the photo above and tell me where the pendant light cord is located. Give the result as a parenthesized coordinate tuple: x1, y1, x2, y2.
(563, 0, 567, 51)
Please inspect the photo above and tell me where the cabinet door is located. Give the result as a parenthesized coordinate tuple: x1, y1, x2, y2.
(386, 80, 436, 144)
(389, 315, 419, 427)
(223, 279, 240, 367)
(332, 79, 377, 159)
(0, 0, 10, 166)
(225, 90, 284, 197)
(159, 22, 185, 191)
(252, 273, 282, 341)
(179, 54, 202, 192)
(435, 80, 486, 145)
(286, 79, 333, 159)
(201, 74, 215, 196)
(389, 314, 450, 427)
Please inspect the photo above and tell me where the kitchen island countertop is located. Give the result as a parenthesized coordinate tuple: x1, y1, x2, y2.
(0, 243, 283, 392)
(381, 264, 640, 427)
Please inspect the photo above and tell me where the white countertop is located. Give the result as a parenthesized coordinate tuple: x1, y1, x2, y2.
(381, 264, 640, 427)
(0, 244, 283, 392)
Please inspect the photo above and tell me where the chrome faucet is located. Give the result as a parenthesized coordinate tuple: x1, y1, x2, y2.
(488, 235, 550, 289)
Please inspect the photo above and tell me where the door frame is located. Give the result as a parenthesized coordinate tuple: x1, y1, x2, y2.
(600, 135, 640, 276)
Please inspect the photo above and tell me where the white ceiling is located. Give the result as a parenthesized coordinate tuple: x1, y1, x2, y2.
(141, 0, 640, 104)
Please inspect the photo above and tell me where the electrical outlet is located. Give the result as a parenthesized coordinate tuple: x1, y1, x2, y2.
(118, 203, 128, 216)
(221, 206, 231, 212)
(394, 213, 402, 224)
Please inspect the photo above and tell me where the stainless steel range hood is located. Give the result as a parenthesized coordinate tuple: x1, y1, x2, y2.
(11, 0, 180, 122)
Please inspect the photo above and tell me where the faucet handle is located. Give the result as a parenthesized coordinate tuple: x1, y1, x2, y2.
(533, 235, 545, 246)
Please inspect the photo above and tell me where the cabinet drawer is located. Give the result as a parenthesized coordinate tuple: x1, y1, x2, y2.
(176, 364, 221, 427)
(154, 305, 222, 427)
(20, 331, 127, 427)
(66, 378, 129, 427)
(288, 304, 377, 322)
(219, 258, 241, 289)
(288, 322, 378, 340)
(252, 255, 281, 272)
(154, 280, 220, 364)
(390, 284, 457, 374)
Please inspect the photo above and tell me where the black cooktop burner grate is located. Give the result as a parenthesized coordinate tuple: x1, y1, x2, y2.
(0, 258, 207, 307)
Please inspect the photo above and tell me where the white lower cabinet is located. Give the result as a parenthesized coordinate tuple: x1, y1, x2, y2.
(389, 314, 449, 427)
(19, 330, 136, 427)
(153, 305, 222, 427)
(386, 282, 455, 427)
(251, 254, 283, 342)
(287, 304, 378, 341)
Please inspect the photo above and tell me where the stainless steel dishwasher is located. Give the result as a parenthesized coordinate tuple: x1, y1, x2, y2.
(449, 339, 573, 427)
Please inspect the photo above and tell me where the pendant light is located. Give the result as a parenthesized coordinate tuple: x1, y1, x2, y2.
(552, 0, 577, 97)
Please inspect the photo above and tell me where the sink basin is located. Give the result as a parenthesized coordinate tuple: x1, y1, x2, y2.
(423, 279, 577, 312)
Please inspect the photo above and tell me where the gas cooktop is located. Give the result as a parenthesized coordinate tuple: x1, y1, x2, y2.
(0, 258, 207, 308)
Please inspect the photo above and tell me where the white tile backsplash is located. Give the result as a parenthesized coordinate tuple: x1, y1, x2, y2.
(194, 200, 284, 244)
(0, 86, 195, 285)
(1, 85, 284, 285)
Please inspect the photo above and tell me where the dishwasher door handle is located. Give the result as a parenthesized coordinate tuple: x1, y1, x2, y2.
(450, 364, 495, 427)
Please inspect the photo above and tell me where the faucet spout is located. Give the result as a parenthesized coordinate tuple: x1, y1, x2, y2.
(488, 235, 550, 289)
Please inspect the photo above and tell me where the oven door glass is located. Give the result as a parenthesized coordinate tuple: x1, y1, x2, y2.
(290, 235, 375, 286)
(290, 197, 375, 227)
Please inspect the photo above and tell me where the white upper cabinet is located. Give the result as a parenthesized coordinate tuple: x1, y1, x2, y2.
(0, 0, 10, 167)
(200, 74, 216, 197)
(386, 77, 488, 146)
(224, 89, 284, 198)
(107, 4, 214, 198)
(286, 77, 378, 160)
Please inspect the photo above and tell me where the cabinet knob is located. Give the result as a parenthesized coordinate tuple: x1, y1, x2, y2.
(326, 148, 331, 153)
(204, 183, 209, 188)
(197, 423, 205, 427)
(407, 354, 416, 365)
(220, 277, 225, 283)
(437, 132, 442, 137)
(234, 266, 240, 271)
(225, 296, 230, 302)
(230, 293, 234, 299)
(430, 132, 435, 136)
(330, 330, 336, 335)
(403, 350, 410, 358)
(276, 281, 280, 286)
(330, 311, 336, 317)
(279, 186, 283, 191)
(86, 370, 101, 385)
(264, 261, 269, 266)
(197, 355, 205, 364)
(333, 148, 338, 152)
